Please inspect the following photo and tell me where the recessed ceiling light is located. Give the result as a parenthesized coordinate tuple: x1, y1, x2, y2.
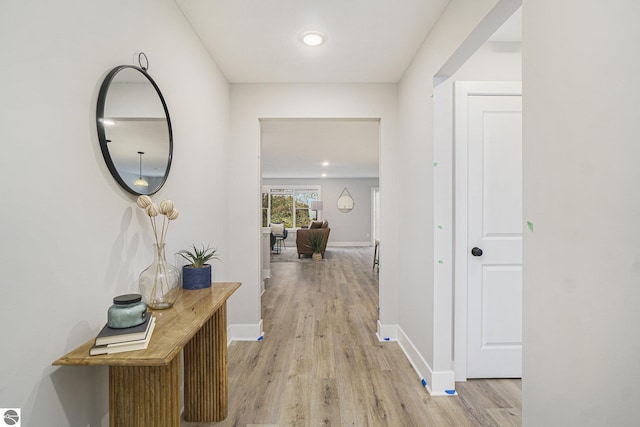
(322, 173, 327, 177)
(301, 31, 325, 47)
(322, 161, 329, 166)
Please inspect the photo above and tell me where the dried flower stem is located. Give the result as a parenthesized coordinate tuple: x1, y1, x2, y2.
(137, 196, 180, 306)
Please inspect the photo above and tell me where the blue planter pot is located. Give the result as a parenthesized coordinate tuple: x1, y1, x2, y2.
(182, 264, 212, 290)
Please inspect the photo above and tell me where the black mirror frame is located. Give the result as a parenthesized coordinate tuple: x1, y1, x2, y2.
(96, 65, 173, 196)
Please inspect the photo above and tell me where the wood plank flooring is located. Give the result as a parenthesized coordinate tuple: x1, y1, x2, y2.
(183, 246, 521, 426)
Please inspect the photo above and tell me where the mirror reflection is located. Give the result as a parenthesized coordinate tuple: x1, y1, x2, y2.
(97, 66, 172, 195)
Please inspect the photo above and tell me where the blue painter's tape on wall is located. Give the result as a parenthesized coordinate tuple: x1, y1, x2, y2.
(384, 337, 390, 341)
(257, 335, 264, 341)
(445, 390, 455, 395)
(421, 379, 427, 387)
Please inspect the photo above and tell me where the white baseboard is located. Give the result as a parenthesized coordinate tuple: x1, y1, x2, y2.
(378, 322, 457, 396)
(227, 320, 264, 345)
(327, 242, 373, 247)
(376, 320, 398, 341)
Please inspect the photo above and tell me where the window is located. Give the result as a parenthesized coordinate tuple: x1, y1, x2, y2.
(262, 186, 320, 228)
(270, 193, 294, 228)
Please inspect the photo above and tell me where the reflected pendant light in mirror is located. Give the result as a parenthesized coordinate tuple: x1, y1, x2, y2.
(96, 53, 173, 195)
(133, 151, 149, 187)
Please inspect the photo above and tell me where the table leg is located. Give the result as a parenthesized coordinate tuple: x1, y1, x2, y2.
(183, 302, 228, 422)
(109, 356, 180, 427)
(373, 239, 380, 270)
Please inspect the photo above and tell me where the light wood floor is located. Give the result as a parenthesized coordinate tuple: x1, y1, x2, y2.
(183, 246, 521, 426)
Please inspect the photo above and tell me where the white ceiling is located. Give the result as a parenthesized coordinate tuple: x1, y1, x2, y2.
(175, 0, 450, 83)
(261, 119, 380, 179)
(175, 1, 521, 179)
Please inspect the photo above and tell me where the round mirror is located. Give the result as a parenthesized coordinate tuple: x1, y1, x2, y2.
(97, 65, 173, 195)
(337, 188, 354, 213)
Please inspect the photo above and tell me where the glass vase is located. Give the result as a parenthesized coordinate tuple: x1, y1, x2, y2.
(139, 243, 180, 309)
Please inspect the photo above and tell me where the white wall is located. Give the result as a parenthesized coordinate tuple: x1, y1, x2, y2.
(0, 1, 229, 425)
(229, 83, 399, 340)
(523, 1, 640, 425)
(263, 178, 379, 245)
(395, 0, 502, 393)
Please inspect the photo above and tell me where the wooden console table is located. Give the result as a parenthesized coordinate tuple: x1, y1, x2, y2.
(53, 282, 240, 426)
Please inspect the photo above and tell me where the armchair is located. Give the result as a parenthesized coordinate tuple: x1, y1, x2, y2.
(296, 220, 330, 258)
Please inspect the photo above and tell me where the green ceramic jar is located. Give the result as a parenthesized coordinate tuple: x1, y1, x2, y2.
(107, 294, 147, 329)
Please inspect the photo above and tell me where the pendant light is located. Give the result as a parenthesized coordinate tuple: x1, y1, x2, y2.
(134, 151, 149, 187)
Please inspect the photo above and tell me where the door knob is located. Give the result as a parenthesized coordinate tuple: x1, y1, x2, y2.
(471, 247, 483, 257)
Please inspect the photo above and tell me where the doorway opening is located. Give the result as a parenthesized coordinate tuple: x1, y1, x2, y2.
(259, 117, 381, 311)
(431, 1, 522, 382)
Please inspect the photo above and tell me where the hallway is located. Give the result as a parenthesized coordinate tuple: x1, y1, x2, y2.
(185, 247, 521, 426)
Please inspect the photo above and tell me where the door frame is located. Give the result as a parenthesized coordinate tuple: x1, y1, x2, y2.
(453, 81, 522, 381)
(371, 186, 380, 244)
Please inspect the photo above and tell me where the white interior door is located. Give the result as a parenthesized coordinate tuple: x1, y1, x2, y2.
(457, 82, 522, 379)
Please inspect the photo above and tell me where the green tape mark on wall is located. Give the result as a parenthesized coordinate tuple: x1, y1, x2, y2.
(437, 225, 443, 230)
(433, 162, 439, 167)
(527, 221, 534, 232)
(437, 259, 444, 264)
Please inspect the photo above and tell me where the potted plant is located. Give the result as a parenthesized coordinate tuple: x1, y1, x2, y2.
(178, 244, 220, 290)
(308, 232, 325, 261)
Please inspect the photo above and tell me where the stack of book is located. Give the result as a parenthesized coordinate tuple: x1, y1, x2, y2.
(89, 314, 156, 356)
